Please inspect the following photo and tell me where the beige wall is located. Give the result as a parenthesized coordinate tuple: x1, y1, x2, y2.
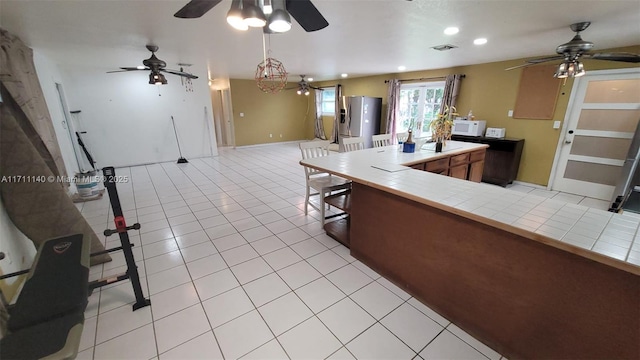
(229, 79, 313, 146)
(228, 46, 638, 185)
(307, 45, 640, 186)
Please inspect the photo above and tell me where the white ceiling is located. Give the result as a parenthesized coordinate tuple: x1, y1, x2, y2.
(2, 0, 639, 82)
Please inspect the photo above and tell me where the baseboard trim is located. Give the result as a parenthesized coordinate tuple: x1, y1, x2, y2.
(232, 140, 304, 149)
(511, 180, 547, 190)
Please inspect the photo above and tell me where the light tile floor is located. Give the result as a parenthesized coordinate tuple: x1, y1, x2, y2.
(76, 142, 609, 360)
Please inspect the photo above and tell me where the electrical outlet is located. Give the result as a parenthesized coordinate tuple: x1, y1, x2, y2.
(553, 120, 561, 129)
(239, 112, 244, 117)
(508, 110, 513, 117)
(280, 134, 283, 138)
(269, 133, 272, 138)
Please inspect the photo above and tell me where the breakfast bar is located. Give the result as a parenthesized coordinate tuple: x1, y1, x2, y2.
(300, 141, 640, 359)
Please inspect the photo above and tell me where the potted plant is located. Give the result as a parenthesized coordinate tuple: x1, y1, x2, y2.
(430, 105, 457, 152)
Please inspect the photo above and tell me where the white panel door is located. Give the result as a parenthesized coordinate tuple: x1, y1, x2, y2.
(551, 69, 640, 200)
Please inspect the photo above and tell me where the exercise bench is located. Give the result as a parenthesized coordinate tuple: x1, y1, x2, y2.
(1, 233, 90, 360)
(0, 167, 150, 359)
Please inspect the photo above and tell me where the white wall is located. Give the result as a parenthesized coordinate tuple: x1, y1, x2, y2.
(33, 51, 81, 193)
(58, 63, 218, 168)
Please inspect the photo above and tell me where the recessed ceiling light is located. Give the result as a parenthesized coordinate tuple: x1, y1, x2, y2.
(444, 27, 459, 35)
(341, 73, 348, 78)
(474, 38, 488, 45)
(398, 66, 406, 71)
(307, 77, 314, 81)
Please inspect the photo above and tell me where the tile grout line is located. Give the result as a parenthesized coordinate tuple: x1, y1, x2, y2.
(148, 161, 229, 359)
(83, 143, 513, 359)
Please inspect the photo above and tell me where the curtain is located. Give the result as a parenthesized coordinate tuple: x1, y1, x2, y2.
(0, 30, 110, 265)
(329, 84, 342, 143)
(440, 74, 463, 114)
(385, 79, 401, 144)
(314, 89, 327, 140)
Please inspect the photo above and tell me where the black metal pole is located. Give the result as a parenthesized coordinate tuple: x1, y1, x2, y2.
(102, 167, 151, 311)
(171, 116, 188, 163)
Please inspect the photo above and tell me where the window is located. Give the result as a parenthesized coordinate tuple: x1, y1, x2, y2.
(397, 81, 445, 137)
(321, 88, 336, 115)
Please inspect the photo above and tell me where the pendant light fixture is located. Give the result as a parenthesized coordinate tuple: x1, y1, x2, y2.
(254, 34, 288, 93)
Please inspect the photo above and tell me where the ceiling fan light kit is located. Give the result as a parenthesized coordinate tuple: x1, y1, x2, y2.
(294, 75, 317, 95)
(242, 1, 267, 27)
(505, 21, 640, 77)
(554, 61, 585, 79)
(268, 8, 292, 32)
(176, 0, 328, 33)
(262, 0, 273, 14)
(226, 0, 249, 30)
(108, 45, 198, 85)
(227, 0, 292, 32)
(149, 72, 168, 85)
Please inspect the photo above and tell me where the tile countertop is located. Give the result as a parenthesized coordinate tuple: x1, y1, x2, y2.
(300, 141, 640, 275)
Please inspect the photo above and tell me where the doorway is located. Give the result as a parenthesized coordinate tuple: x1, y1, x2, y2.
(550, 69, 640, 200)
(211, 88, 235, 147)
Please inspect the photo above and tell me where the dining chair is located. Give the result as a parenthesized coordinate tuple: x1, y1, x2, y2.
(341, 136, 366, 152)
(299, 141, 351, 225)
(396, 132, 409, 143)
(372, 134, 392, 148)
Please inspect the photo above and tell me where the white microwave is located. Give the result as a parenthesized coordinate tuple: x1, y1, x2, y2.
(452, 120, 486, 137)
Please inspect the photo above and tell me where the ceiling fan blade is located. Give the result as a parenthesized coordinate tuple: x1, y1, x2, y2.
(505, 63, 534, 71)
(505, 55, 565, 71)
(526, 55, 565, 64)
(161, 69, 199, 79)
(286, 0, 328, 32)
(106, 67, 149, 73)
(584, 52, 640, 63)
(174, 0, 222, 18)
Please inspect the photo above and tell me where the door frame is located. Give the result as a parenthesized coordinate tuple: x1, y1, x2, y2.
(547, 68, 640, 194)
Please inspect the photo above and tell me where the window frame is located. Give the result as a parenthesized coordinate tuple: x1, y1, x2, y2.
(397, 81, 446, 137)
(320, 87, 336, 116)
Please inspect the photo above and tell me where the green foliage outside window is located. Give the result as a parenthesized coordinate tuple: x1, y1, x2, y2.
(397, 83, 444, 136)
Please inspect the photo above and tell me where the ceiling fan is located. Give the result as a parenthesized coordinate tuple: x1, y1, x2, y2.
(107, 45, 198, 85)
(506, 22, 640, 78)
(174, 0, 328, 33)
(287, 75, 319, 95)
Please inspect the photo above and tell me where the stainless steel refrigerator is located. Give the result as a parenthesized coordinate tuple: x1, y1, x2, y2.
(338, 96, 382, 151)
(610, 119, 640, 213)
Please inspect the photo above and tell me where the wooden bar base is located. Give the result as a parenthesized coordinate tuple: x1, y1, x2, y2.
(350, 183, 640, 359)
(323, 190, 351, 247)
